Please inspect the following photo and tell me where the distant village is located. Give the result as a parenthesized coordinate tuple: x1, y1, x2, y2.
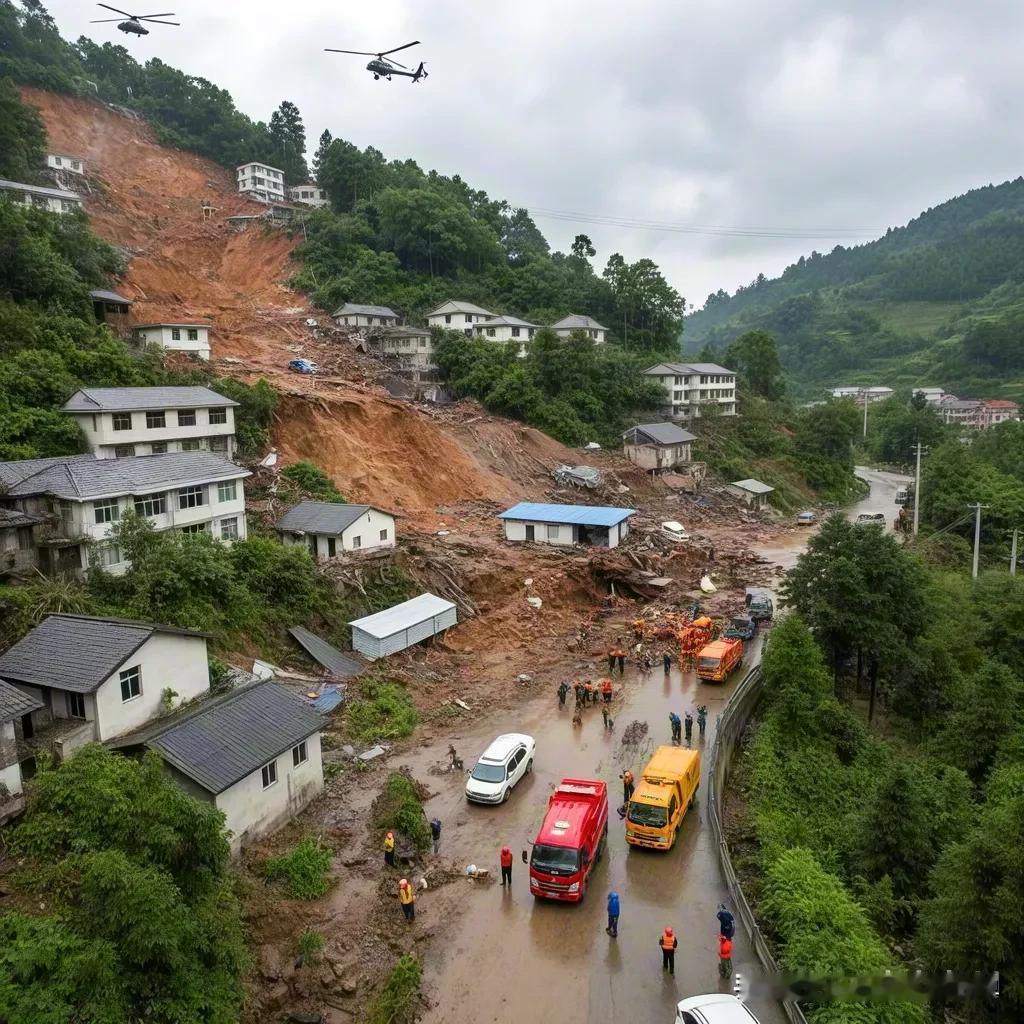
(829, 385, 1020, 430)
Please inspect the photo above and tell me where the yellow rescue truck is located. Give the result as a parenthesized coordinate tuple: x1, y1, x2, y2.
(625, 745, 700, 850)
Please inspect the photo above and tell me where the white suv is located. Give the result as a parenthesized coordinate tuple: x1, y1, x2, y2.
(676, 995, 761, 1024)
(465, 733, 535, 804)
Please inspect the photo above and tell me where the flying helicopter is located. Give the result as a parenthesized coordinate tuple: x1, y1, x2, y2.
(324, 41, 428, 83)
(90, 4, 179, 35)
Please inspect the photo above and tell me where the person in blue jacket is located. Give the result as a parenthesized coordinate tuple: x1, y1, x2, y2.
(606, 891, 620, 937)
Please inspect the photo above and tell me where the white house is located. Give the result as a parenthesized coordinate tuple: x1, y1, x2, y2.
(622, 422, 696, 472)
(830, 385, 895, 404)
(980, 399, 1020, 429)
(62, 386, 238, 460)
(0, 615, 212, 765)
(644, 362, 737, 420)
(473, 315, 539, 355)
(1, 679, 43, 821)
(1, 450, 250, 576)
(0, 178, 82, 214)
(123, 680, 325, 854)
(550, 314, 608, 344)
(425, 300, 495, 336)
(498, 501, 635, 549)
(938, 399, 982, 428)
(132, 322, 211, 360)
(237, 162, 285, 201)
(913, 387, 949, 404)
(288, 184, 328, 208)
(728, 478, 775, 511)
(331, 303, 400, 328)
(350, 592, 458, 660)
(276, 501, 396, 559)
(46, 153, 85, 175)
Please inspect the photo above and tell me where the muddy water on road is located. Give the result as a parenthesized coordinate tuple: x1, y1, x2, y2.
(417, 467, 910, 1024)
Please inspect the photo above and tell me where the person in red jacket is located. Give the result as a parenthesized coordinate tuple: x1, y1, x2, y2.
(718, 933, 733, 978)
(659, 926, 678, 974)
(500, 845, 514, 887)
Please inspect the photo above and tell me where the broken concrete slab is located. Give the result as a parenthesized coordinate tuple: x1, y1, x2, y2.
(358, 744, 388, 762)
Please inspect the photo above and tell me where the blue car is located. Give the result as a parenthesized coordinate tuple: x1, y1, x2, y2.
(288, 358, 319, 374)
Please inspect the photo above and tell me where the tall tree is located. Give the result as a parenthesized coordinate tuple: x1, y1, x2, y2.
(0, 78, 47, 183)
(268, 99, 308, 184)
(726, 329, 785, 399)
(311, 128, 332, 183)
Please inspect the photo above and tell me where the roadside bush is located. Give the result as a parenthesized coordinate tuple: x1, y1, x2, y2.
(345, 679, 418, 743)
(373, 772, 430, 852)
(367, 954, 422, 1024)
(281, 461, 346, 502)
(264, 837, 333, 900)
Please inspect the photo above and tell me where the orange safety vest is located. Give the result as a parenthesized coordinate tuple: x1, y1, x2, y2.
(584, 681, 593, 693)
(500, 848, 513, 868)
(719, 935, 732, 959)
(384, 834, 395, 852)
(660, 929, 676, 949)
(399, 884, 414, 905)
(601, 679, 613, 694)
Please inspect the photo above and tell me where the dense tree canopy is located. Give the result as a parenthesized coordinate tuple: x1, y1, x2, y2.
(726, 329, 785, 400)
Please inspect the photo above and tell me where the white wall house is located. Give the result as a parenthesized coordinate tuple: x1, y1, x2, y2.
(550, 314, 608, 344)
(370, 326, 436, 373)
(276, 501, 396, 559)
(1, 679, 43, 819)
(473, 315, 539, 356)
(728, 478, 775, 511)
(0, 615, 211, 767)
(497, 501, 635, 549)
(133, 323, 211, 360)
(47, 153, 85, 175)
(0, 178, 82, 214)
(63, 386, 238, 460)
(1, 450, 250, 577)
(644, 362, 737, 420)
(425, 300, 495, 336)
(237, 162, 285, 201)
(288, 184, 328, 207)
(331, 303, 400, 328)
(622, 422, 696, 472)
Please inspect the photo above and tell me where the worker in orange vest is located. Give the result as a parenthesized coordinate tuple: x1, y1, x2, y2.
(500, 845, 514, 887)
(583, 680, 594, 705)
(718, 933, 733, 978)
(601, 678, 614, 704)
(383, 830, 395, 867)
(659, 926, 678, 975)
(398, 878, 415, 922)
(608, 640, 626, 675)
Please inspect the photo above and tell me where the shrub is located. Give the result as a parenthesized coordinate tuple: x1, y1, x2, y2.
(297, 928, 325, 961)
(373, 772, 430, 852)
(367, 954, 422, 1024)
(281, 461, 346, 502)
(265, 837, 333, 900)
(345, 679, 418, 742)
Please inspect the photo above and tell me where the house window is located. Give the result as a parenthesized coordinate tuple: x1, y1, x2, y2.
(444, 314, 452, 323)
(94, 498, 120, 524)
(220, 517, 239, 541)
(134, 493, 167, 517)
(16, 526, 33, 550)
(146, 410, 166, 429)
(119, 666, 141, 702)
(178, 409, 196, 426)
(186, 328, 199, 341)
(72, 160, 80, 171)
(486, 328, 496, 337)
(511, 327, 520, 337)
(178, 485, 205, 510)
(112, 412, 132, 431)
(379, 528, 388, 542)
(114, 445, 136, 458)
(209, 407, 227, 425)
(352, 535, 362, 549)
(292, 741, 308, 767)
(465, 314, 473, 323)
(419, 338, 426, 348)
(62, 200, 77, 212)
(546, 525, 559, 540)
(171, 328, 181, 340)
(181, 522, 209, 534)
(217, 480, 237, 502)
(151, 442, 168, 455)
(180, 439, 201, 452)
(67, 691, 86, 719)
(209, 436, 227, 453)
(54, 156, 62, 166)
(327, 537, 336, 557)
(94, 543, 122, 567)
(261, 760, 278, 788)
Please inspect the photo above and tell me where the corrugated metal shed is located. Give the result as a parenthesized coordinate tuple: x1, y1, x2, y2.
(498, 502, 635, 527)
(730, 479, 775, 495)
(289, 626, 365, 680)
(349, 593, 457, 660)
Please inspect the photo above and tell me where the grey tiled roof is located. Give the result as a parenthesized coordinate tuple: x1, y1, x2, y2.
(145, 681, 322, 794)
(0, 453, 96, 489)
(63, 387, 237, 413)
(6, 451, 249, 500)
(276, 501, 385, 535)
(0, 615, 209, 694)
(551, 314, 608, 332)
(0, 508, 46, 529)
(0, 678, 44, 722)
(0, 178, 80, 201)
(644, 361, 735, 376)
(623, 423, 697, 445)
(475, 315, 538, 329)
(289, 626, 365, 680)
(331, 303, 398, 318)
(425, 300, 494, 317)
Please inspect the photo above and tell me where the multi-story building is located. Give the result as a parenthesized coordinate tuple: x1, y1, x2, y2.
(425, 300, 495, 336)
(132, 322, 211, 360)
(643, 362, 737, 420)
(288, 184, 328, 207)
(46, 153, 85, 175)
(331, 303, 400, 328)
(473, 315, 539, 355)
(937, 399, 982, 428)
(0, 178, 82, 214)
(236, 162, 285, 202)
(550, 314, 608, 344)
(368, 326, 437, 375)
(980, 399, 1020, 429)
(62, 386, 239, 460)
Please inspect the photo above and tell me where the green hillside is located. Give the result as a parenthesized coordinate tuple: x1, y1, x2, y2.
(686, 178, 1024, 400)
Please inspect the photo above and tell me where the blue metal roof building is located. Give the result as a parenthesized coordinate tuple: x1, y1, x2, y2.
(498, 502, 636, 549)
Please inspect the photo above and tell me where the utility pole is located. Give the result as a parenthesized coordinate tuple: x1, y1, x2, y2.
(968, 503, 988, 579)
(862, 391, 869, 440)
(911, 442, 925, 537)
(1011, 528, 1019, 576)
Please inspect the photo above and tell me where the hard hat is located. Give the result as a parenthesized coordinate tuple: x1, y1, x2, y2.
(399, 878, 409, 887)
(386, 830, 393, 837)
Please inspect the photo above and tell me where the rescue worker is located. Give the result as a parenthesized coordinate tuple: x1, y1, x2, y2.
(398, 878, 415, 922)
(697, 705, 708, 739)
(383, 830, 396, 867)
(607, 643, 618, 673)
(669, 711, 682, 743)
(601, 678, 614, 704)
(659, 926, 678, 975)
(663, 651, 672, 673)
(717, 902, 735, 939)
(613, 639, 626, 674)
(557, 680, 569, 707)
(621, 770, 635, 804)
(684, 711, 694, 744)
(430, 818, 442, 855)
(601, 704, 610, 729)
(584, 680, 594, 705)
(574, 681, 585, 707)
(718, 933, 733, 978)
(500, 845, 514, 887)
(606, 891, 620, 937)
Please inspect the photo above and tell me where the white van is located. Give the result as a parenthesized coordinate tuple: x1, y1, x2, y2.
(676, 994, 761, 1024)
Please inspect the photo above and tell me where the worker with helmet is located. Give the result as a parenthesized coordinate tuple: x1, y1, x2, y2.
(383, 830, 396, 867)
(600, 678, 614, 704)
(500, 845, 514, 887)
(659, 926, 678, 974)
(398, 878, 415, 922)
(620, 770, 635, 805)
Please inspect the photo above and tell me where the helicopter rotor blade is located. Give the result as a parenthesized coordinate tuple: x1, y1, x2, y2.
(138, 17, 180, 23)
(90, 17, 128, 22)
(134, 11, 176, 16)
(379, 40, 420, 57)
(384, 58, 409, 69)
(96, 3, 134, 16)
(324, 48, 379, 56)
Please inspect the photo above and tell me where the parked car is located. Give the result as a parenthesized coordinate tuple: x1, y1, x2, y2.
(744, 588, 774, 622)
(796, 510, 817, 526)
(676, 994, 761, 1024)
(856, 512, 886, 526)
(661, 520, 690, 542)
(465, 733, 535, 804)
(288, 358, 319, 374)
(723, 615, 756, 641)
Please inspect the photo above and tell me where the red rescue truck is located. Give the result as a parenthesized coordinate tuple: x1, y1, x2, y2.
(529, 778, 608, 903)
(696, 637, 744, 682)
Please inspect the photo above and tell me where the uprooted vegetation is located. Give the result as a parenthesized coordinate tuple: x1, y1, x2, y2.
(344, 677, 419, 744)
(367, 954, 423, 1024)
(372, 770, 431, 853)
(264, 836, 334, 901)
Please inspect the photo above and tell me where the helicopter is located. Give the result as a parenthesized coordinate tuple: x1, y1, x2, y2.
(90, 4, 179, 35)
(324, 41, 428, 83)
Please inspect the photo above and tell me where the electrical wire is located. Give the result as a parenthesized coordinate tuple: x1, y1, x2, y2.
(907, 512, 973, 547)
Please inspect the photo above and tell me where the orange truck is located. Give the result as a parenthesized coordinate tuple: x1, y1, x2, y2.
(696, 638, 743, 682)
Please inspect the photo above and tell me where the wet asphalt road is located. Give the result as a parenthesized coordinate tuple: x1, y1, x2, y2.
(415, 468, 909, 1024)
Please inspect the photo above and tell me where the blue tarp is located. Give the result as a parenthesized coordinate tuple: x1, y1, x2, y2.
(301, 683, 345, 714)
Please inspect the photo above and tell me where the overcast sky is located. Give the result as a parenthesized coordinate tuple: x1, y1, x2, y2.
(47, 0, 1024, 310)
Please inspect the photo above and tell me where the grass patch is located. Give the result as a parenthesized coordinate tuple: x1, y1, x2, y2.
(264, 837, 332, 900)
(345, 679, 418, 743)
(367, 954, 422, 1024)
(372, 770, 431, 852)
(297, 928, 325, 961)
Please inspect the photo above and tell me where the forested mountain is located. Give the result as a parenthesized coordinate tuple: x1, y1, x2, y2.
(686, 178, 1024, 399)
